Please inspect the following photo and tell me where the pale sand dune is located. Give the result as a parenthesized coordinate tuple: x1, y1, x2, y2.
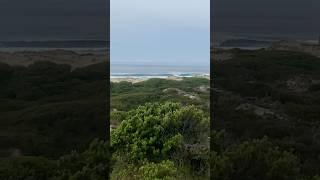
(0, 49, 107, 69)
(110, 75, 185, 83)
(111, 75, 209, 83)
(111, 78, 145, 83)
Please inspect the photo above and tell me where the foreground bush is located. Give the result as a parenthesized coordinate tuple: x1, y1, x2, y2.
(111, 102, 209, 179)
(0, 139, 109, 180)
(211, 136, 301, 180)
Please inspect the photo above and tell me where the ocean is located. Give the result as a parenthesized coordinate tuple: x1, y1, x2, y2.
(110, 63, 209, 79)
(0, 40, 109, 55)
(0, 40, 209, 78)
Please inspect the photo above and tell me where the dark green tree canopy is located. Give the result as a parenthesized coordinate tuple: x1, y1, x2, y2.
(112, 102, 208, 162)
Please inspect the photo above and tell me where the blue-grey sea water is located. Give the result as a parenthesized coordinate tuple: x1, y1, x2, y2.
(110, 63, 209, 77)
(0, 40, 209, 77)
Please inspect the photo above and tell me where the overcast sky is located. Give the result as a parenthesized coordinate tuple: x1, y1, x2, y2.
(111, 0, 210, 69)
(0, 0, 108, 40)
(213, 0, 320, 39)
(2, 0, 320, 40)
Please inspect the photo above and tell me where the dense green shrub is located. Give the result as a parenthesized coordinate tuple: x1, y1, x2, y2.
(211, 137, 300, 180)
(53, 139, 109, 180)
(111, 102, 209, 179)
(0, 139, 109, 180)
(213, 49, 320, 178)
(137, 160, 178, 180)
(0, 157, 56, 180)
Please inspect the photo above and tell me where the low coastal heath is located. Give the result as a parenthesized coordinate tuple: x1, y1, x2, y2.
(110, 74, 210, 83)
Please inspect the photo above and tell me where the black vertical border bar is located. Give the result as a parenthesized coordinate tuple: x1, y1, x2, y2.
(210, 0, 213, 179)
(106, 0, 110, 179)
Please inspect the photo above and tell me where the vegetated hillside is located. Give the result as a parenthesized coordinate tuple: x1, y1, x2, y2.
(110, 78, 210, 179)
(0, 60, 109, 179)
(0, 59, 210, 179)
(0, 61, 108, 157)
(110, 78, 210, 125)
(212, 49, 320, 179)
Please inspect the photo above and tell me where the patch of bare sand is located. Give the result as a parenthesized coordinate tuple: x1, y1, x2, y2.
(111, 75, 209, 84)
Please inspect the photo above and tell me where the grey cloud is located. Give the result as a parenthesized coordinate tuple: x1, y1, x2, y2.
(0, 0, 109, 40)
(212, 0, 320, 37)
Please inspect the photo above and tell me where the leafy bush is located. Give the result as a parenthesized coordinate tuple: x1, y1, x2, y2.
(0, 139, 109, 180)
(111, 102, 209, 178)
(111, 102, 184, 162)
(54, 139, 109, 180)
(137, 160, 178, 180)
(211, 137, 300, 180)
(0, 156, 56, 180)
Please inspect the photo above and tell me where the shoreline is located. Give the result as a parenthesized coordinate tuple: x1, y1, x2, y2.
(110, 74, 210, 83)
